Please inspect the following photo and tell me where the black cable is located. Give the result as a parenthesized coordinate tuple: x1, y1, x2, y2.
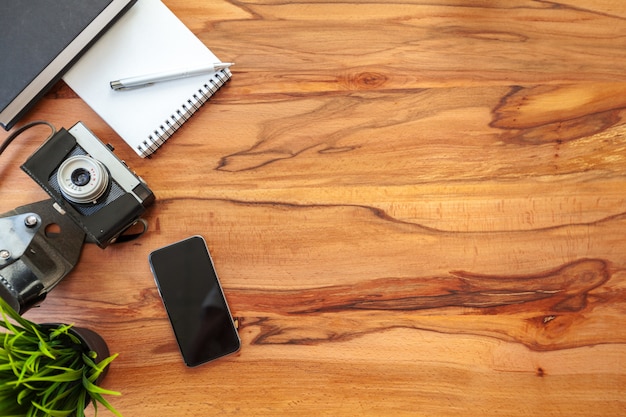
(0, 120, 56, 156)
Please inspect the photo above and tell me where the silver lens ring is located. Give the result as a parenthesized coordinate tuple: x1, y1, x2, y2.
(57, 155, 110, 204)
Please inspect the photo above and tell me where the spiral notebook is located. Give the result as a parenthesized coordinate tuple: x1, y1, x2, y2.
(63, 0, 231, 158)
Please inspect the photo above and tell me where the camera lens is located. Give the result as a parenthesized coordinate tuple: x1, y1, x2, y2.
(57, 155, 110, 204)
(70, 168, 91, 187)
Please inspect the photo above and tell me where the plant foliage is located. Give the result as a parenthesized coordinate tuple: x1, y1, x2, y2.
(0, 297, 122, 417)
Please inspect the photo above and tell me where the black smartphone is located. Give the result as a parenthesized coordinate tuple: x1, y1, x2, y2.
(148, 235, 241, 367)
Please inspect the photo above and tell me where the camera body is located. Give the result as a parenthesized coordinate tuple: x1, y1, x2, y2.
(21, 122, 155, 248)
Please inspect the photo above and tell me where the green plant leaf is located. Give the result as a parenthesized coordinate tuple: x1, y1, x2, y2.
(30, 400, 75, 417)
(81, 372, 121, 396)
(88, 391, 124, 417)
(83, 352, 119, 382)
(10, 367, 83, 385)
(48, 324, 81, 345)
(74, 389, 87, 417)
(0, 392, 27, 413)
(0, 297, 36, 333)
(16, 387, 33, 404)
(40, 379, 84, 412)
(95, 353, 119, 371)
(34, 331, 56, 360)
(0, 298, 123, 417)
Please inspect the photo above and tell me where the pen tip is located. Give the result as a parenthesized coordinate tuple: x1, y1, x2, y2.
(110, 80, 124, 90)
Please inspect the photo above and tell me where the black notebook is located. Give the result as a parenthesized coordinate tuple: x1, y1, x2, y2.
(0, 0, 136, 130)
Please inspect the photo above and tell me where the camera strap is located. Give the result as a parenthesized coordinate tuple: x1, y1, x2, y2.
(113, 218, 149, 244)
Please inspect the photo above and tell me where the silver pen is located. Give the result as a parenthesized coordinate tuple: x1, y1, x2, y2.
(110, 62, 234, 90)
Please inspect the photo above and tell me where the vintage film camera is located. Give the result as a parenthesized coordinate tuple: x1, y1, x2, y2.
(22, 122, 155, 247)
(0, 122, 154, 312)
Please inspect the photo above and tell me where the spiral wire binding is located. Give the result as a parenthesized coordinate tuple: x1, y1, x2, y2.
(138, 68, 231, 157)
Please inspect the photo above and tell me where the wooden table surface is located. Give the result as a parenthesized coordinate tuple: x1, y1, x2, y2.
(2, 0, 626, 415)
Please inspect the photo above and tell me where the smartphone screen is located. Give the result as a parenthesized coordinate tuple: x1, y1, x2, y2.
(148, 235, 240, 367)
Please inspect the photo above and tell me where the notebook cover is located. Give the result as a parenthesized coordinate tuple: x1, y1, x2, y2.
(0, 0, 136, 130)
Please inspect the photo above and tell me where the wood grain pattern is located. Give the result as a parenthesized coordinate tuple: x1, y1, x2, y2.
(1, 0, 626, 415)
